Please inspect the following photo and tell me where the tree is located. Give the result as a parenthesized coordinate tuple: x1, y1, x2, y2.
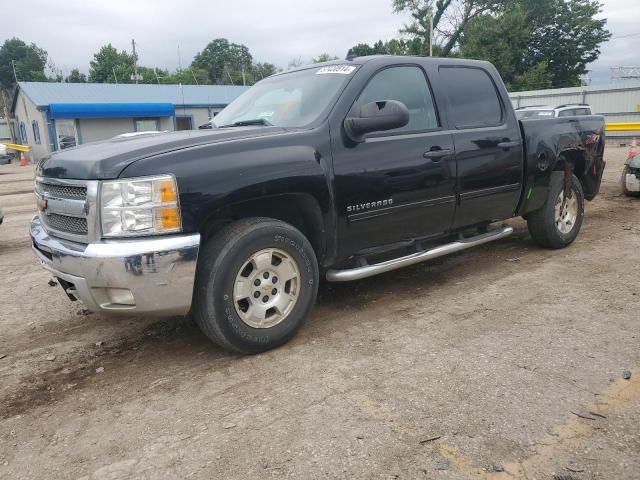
(65, 68, 87, 83)
(393, 0, 500, 56)
(191, 39, 253, 85)
(287, 57, 304, 69)
(88, 44, 135, 83)
(459, 0, 610, 89)
(511, 62, 553, 91)
(0, 38, 48, 92)
(348, 38, 428, 57)
(159, 67, 210, 85)
(312, 53, 338, 63)
(251, 62, 279, 81)
(525, 0, 611, 87)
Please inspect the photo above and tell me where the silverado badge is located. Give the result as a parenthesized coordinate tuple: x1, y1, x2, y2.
(346, 198, 394, 213)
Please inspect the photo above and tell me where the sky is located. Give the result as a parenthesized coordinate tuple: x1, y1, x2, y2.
(4, 0, 639, 85)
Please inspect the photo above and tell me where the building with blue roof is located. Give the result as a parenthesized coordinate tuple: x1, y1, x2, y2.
(11, 82, 248, 160)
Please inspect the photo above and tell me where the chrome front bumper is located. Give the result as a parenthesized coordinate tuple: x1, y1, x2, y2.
(30, 215, 200, 315)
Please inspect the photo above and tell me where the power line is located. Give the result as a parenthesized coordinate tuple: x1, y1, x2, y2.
(610, 31, 640, 40)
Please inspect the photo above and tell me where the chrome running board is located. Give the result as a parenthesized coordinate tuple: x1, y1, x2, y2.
(326, 225, 514, 282)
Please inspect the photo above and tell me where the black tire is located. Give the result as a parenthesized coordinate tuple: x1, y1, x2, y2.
(526, 173, 584, 249)
(193, 217, 319, 354)
(622, 165, 640, 197)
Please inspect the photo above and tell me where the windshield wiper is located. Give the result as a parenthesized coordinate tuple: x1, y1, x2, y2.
(217, 118, 273, 128)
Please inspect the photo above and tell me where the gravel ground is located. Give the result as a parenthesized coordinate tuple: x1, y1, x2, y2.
(0, 148, 638, 480)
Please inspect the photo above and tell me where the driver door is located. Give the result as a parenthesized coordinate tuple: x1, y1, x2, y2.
(330, 65, 456, 258)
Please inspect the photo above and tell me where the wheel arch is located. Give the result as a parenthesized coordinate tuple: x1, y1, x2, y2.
(200, 193, 328, 265)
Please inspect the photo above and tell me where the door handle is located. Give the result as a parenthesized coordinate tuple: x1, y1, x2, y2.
(497, 140, 521, 149)
(423, 148, 452, 161)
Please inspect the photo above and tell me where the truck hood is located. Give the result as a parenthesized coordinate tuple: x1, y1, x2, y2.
(37, 127, 288, 180)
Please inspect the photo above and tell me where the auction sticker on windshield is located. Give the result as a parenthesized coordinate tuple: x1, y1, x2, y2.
(316, 65, 357, 75)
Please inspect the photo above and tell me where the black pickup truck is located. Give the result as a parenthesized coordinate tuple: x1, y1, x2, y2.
(31, 56, 605, 353)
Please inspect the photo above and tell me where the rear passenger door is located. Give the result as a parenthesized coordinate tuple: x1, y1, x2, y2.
(439, 66, 523, 229)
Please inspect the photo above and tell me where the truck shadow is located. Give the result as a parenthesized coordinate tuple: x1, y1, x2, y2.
(1, 223, 537, 420)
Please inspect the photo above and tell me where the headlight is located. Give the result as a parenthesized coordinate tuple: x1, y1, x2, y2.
(100, 175, 181, 237)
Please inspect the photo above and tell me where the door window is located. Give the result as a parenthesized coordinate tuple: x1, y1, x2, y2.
(352, 66, 439, 133)
(439, 67, 503, 128)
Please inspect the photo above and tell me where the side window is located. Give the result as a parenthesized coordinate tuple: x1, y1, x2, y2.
(439, 67, 503, 128)
(353, 66, 438, 133)
(558, 109, 575, 117)
(19, 122, 28, 144)
(32, 121, 41, 144)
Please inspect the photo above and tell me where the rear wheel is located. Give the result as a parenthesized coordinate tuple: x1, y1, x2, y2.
(193, 218, 319, 354)
(526, 173, 584, 249)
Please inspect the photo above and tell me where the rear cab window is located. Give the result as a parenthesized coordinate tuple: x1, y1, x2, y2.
(439, 66, 504, 128)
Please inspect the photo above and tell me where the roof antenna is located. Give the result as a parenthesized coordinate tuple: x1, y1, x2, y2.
(345, 49, 356, 61)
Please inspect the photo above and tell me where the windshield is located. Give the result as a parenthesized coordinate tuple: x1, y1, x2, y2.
(213, 65, 357, 128)
(516, 109, 555, 119)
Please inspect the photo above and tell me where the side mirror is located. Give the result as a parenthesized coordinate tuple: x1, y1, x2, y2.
(344, 100, 410, 142)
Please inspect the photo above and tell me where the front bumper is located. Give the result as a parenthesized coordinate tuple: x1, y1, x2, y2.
(30, 215, 200, 315)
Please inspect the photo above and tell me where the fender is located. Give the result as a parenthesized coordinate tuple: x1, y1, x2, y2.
(120, 125, 338, 265)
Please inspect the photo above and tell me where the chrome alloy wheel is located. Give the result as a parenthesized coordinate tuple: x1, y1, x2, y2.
(554, 190, 578, 235)
(233, 248, 301, 328)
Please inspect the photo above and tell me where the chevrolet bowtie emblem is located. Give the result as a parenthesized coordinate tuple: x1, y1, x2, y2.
(37, 197, 48, 211)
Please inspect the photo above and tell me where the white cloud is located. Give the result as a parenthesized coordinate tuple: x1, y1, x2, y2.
(4, 0, 636, 84)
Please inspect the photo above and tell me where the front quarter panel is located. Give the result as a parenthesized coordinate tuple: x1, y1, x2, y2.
(119, 127, 336, 257)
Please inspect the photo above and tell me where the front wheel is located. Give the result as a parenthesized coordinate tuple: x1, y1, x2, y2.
(526, 173, 585, 249)
(193, 218, 319, 354)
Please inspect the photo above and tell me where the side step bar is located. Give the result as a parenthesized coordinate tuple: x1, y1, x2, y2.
(326, 225, 514, 282)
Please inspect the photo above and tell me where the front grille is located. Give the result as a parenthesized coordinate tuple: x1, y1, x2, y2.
(36, 177, 92, 239)
(45, 213, 88, 234)
(38, 182, 87, 200)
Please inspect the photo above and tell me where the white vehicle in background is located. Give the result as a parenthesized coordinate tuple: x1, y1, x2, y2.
(515, 104, 593, 119)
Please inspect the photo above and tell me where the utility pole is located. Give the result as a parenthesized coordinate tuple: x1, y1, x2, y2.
(113, 67, 118, 84)
(429, 15, 434, 57)
(11, 60, 18, 83)
(242, 66, 246, 86)
(131, 38, 140, 83)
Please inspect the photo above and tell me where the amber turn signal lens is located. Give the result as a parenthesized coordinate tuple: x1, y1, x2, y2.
(159, 179, 177, 203)
(160, 207, 180, 230)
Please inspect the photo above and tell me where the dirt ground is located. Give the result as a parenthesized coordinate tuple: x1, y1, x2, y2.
(0, 148, 638, 480)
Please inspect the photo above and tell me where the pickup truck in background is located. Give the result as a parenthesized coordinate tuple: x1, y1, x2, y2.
(31, 56, 606, 353)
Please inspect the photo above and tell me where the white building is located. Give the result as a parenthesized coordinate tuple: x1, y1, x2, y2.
(11, 82, 248, 161)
